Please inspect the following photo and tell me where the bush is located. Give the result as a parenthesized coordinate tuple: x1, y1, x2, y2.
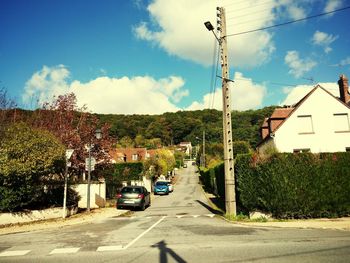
(0, 123, 65, 212)
(235, 152, 350, 218)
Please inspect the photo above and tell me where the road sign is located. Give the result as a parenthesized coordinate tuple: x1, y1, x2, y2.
(85, 157, 96, 171)
(65, 149, 74, 160)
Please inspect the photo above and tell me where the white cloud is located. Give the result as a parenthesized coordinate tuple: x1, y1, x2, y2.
(340, 57, 350, 67)
(23, 65, 189, 114)
(281, 82, 339, 105)
(284, 50, 317, 78)
(186, 72, 266, 111)
(23, 65, 70, 106)
(324, 0, 342, 14)
(311, 30, 338, 53)
(287, 5, 306, 20)
(133, 0, 276, 68)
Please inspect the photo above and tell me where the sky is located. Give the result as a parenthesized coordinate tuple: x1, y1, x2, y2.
(1, 0, 350, 115)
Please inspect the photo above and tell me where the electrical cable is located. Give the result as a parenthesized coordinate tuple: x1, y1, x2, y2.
(234, 77, 310, 87)
(208, 38, 218, 109)
(211, 45, 221, 109)
(226, 0, 276, 14)
(223, 0, 254, 8)
(226, 6, 350, 37)
(226, 6, 275, 20)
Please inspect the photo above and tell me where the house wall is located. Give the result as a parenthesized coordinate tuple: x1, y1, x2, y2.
(73, 182, 106, 209)
(0, 207, 78, 225)
(274, 88, 350, 153)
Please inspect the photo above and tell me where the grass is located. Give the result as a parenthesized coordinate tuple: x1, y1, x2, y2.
(224, 213, 269, 222)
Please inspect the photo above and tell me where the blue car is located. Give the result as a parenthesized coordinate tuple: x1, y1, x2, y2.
(154, 181, 169, 195)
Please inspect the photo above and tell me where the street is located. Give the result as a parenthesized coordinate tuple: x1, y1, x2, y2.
(1, 163, 350, 262)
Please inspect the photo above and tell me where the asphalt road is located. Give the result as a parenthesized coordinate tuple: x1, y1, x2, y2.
(1, 163, 350, 262)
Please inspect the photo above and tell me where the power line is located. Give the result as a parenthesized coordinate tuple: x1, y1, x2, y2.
(226, 0, 276, 14)
(226, 6, 275, 21)
(227, 15, 273, 28)
(234, 77, 313, 87)
(226, 6, 350, 37)
(208, 38, 218, 109)
(223, 0, 253, 8)
(211, 47, 220, 109)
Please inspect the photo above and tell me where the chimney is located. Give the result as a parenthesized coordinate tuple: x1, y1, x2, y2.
(338, 74, 350, 105)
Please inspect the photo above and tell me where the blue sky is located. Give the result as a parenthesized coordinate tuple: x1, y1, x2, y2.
(1, 0, 350, 114)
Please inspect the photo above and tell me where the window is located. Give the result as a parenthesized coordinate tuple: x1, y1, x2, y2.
(132, 154, 138, 161)
(297, 115, 314, 134)
(333, 113, 350, 133)
(293, 149, 311, 153)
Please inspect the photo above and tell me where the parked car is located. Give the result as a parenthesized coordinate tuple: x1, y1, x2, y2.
(154, 181, 169, 195)
(116, 186, 151, 211)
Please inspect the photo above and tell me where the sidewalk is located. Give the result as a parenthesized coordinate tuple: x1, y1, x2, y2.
(0, 207, 130, 235)
(236, 217, 350, 231)
(202, 186, 350, 231)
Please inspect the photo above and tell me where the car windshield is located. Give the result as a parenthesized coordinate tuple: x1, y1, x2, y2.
(121, 187, 141, 194)
(156, 181, 168, 186)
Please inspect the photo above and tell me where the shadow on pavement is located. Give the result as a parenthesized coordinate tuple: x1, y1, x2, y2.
(196, 200, 224, 215)
(152, 240, 187, 263)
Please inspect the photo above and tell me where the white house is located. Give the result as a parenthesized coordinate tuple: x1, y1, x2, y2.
(179, 142, 192, 156)
(258, 75, 350, 153)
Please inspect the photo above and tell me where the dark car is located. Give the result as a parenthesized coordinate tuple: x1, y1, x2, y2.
(154, 181, 169, 195)
(116, 186, 151, 211)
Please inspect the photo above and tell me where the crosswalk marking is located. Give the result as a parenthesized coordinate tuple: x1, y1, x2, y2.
(97, 245, 124, 252)
(0, 250, 31, 257)
(49, 247, 80, 255)
(0, 214, 217, 257)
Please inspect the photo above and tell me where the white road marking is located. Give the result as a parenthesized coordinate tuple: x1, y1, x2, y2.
(205, 214, 215, 218)
(97, 245, 124, 252)
(193, 215, 200, 218)
(49, 247, 80, 254)
(124, 216, 166, 249)
(176, 215, 185, 218)
(0, 250, 31, 257)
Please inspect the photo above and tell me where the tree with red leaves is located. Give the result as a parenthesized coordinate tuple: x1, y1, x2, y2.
(30, 93, 113, 180)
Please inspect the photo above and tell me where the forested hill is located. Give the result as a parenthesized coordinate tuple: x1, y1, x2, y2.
(96, 106, 277, 148)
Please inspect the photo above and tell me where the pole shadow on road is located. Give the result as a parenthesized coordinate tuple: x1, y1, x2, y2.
(196, 200, 224, 215)
(151, 240, 187, 263)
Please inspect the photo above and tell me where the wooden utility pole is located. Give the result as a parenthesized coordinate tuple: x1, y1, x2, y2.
(217, 7, 236, 216)
(203, 130, 206, 167)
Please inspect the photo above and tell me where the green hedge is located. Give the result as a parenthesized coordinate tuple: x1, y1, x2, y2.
(236, 152, 350, 218)
(104, 162, 143, 199)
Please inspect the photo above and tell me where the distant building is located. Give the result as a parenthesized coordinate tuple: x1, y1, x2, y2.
(257, 75, 350, 153)
(110, 148, 155, 163)
(179, 142, 192, 156)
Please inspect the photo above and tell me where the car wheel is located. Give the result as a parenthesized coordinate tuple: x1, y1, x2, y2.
(140, 202, 146, 211)
(117, 205, 122, 210)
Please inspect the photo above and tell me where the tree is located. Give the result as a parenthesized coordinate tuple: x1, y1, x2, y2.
(117, 136, 135, 148)
(0, 123, 65, 211)
(0, 87, 18, 137)
(29, 93, 113, 178)
(135, 134, 146, 147)
(144, 149, 175, 178)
